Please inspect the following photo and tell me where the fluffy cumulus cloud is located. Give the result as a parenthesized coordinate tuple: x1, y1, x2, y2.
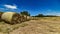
(4, 4, 17, 9)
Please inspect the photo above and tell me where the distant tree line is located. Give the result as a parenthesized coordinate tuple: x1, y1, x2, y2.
(20, 11, 57, 17)
(33, 14, 57, 17)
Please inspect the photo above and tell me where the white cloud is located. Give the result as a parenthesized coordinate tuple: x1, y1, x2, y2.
(4, 4, 17, 9)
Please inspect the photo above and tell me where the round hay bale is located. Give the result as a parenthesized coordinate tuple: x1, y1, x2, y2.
(1, 12, 23, 24)
(1, 12, 16, 22)
(23, 15, 31, 21)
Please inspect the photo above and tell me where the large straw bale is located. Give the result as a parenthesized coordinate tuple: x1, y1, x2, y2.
(1, 12, 16, 22)
(1, 12, 24, 24)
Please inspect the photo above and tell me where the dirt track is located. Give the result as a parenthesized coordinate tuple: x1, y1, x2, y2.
(10, 19, 60, 34)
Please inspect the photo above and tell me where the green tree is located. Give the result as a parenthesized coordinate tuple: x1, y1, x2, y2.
(20, 11, 30, 16)
(35, 14, 44, 17)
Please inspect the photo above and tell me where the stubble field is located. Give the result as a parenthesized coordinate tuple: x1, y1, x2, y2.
(0, 17, 60, 34)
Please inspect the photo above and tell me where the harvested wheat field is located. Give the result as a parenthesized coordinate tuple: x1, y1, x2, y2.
(0, 17, 60, 34)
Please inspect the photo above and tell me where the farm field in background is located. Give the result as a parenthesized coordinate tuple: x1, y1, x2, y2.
(0, 17, 60, 34)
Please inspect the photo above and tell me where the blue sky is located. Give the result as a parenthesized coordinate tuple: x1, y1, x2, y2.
(0, 0, 60, 16)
